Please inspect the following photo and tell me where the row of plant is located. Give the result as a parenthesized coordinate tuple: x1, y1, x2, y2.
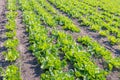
(49, 0, 120, 45)
(39, 0, 120, 70)
(1, 0, 22, 80)
(4, 0, 19, 62)
(0, 65, 21, 80)
(37, 0, 81, 32)
(19, 0, 108, 79)
(3, 11, 19, 61)
(80, 0, 120, 16)
(77, 36, 120, 70)
(31, 0, 80, 32)
(7, 0, 17, 11)
(41, 0, 119, 70)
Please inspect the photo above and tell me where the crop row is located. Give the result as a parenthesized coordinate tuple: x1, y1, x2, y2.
(31, 0, 80, 32)
(1, 0, 21, 80)
(4, 0, 19, 62)
(19, 0, 107, 79)
(77, 36, 120, 70)
(49, 0, 120, 45)
(39, 0, 120, 70)
(18, 0, 120, 79)
(80, 0, 120, 16)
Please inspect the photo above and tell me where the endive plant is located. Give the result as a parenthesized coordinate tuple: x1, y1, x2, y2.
(3, 65, 21, 80)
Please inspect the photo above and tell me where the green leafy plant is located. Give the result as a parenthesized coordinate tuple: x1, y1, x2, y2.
(4, 39, 18, 49)
(3, 49, 19, 61)
(0, 67, 3, 75)
(3, 65, 21, 80)
(77, 36, 92, 46)
(7, 0, 17, 11)
(5, 31, 16, 38)
(5, 21, 16, 31)
(90, 24, 101, 31)
(41, 70, 74, 80)
(110, 58, 120, 69)
(108, 36, 118, 45)
(99, 30, 109, 37)
(4, 0, 19, 62)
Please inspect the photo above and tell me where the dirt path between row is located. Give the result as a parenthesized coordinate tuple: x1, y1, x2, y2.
(16, 9, 41, 80)
(0, 0, 8, 79)
(0, 0, 8, 69)
(0, 0, 7, 63)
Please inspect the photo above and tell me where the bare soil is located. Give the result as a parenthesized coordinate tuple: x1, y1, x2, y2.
(0, 0, 8, 79)
(0, 0, 7, 62)
(0, 0, 9, 68)
(107, 70, 120, 80)
(16, 10, 42, 80)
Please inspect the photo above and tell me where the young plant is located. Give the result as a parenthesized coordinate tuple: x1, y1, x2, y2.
(4, 39, 19, 49)
(5, 31, 16, 38)
(90, 24, 100, 31)
(108, 36, 118, 45)
(3, 65, 21, 80)
(3, 49, 19, 61)
(99, 30, 109, 37)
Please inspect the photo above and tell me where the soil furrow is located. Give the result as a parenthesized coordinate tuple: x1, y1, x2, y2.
(16, 10, 41, 80)
(0, 0, 7, 79)
(0, 0, 8, 67)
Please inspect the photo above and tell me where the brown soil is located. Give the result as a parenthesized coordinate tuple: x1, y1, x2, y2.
(0, 0, 8, 79)
(0, 0, 7, 60)
(16, 10, 42, 80)
(107, 70, 120, 80)
(0, 0, 9, 67)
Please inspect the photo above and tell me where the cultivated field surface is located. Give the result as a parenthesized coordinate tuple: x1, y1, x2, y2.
(0, 0, 120, 80)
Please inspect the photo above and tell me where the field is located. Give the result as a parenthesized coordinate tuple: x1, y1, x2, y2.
(0, 0, 120, 80)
